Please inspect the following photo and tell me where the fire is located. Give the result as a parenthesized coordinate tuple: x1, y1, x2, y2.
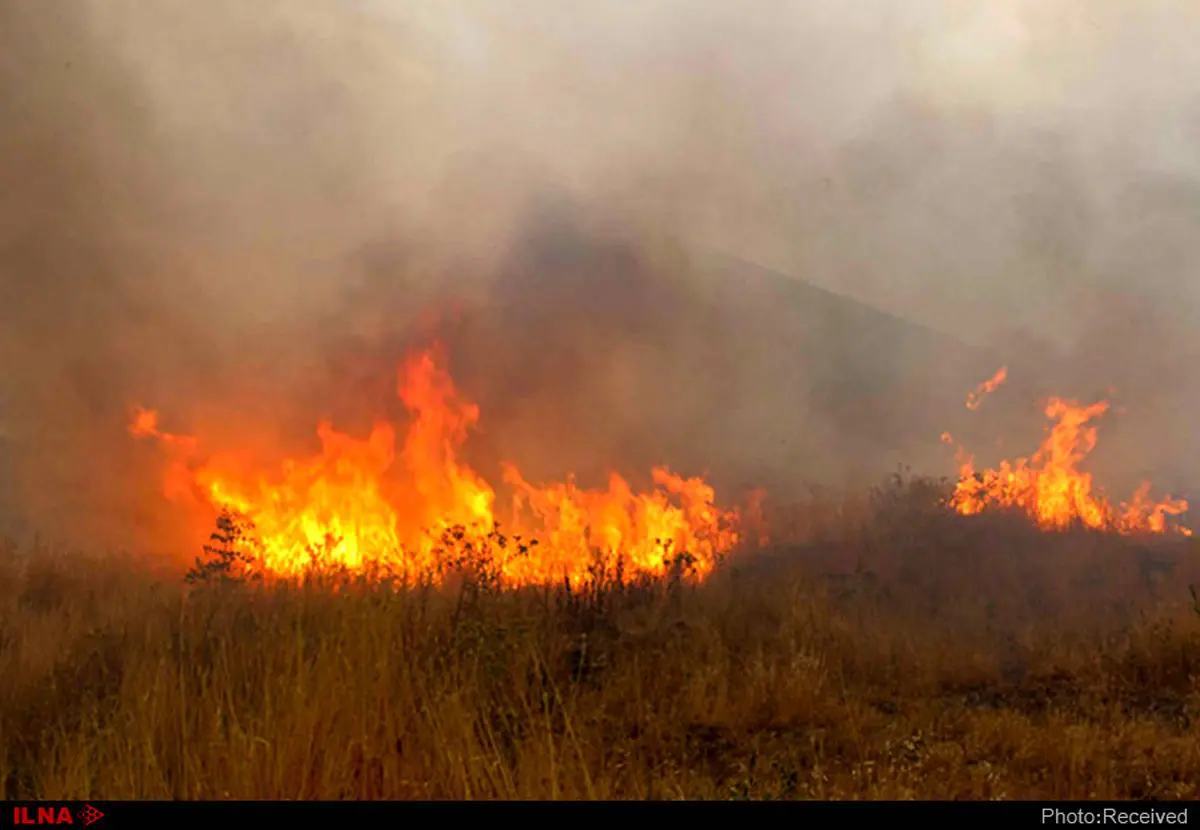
(502, 465, 737, 583)
(130, 343, 747, 584)
(965, 365, 1007, 410)
(945, 369, 1190, 536)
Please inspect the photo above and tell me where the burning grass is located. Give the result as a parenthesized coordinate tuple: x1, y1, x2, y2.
(3, 479, 1200, 800)
(942, 365, 1190, 536)
(127, 349, 1190, 602)
(129, 342, 750, 586)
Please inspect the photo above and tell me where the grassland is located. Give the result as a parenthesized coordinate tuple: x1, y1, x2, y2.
(2, 475, 1200, 800)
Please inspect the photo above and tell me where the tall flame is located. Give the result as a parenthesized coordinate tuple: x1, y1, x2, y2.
(130, 343, 748, 583)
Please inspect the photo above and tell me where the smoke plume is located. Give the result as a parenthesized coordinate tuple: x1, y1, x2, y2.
(3, 1, 1200, 551)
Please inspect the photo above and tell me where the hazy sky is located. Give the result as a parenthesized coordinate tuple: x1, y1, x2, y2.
(63, 1, 1200, 345)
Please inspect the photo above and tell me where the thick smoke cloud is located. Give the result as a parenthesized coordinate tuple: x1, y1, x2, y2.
(3, 1, 1200, 551)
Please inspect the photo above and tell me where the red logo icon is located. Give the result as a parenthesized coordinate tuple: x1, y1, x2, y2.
(77, 806, 103, 827)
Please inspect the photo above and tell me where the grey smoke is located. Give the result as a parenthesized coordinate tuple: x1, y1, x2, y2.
(3, 1, 1200, 551)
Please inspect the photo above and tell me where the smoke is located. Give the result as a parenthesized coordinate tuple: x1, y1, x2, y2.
(3, 1, 1200, 550)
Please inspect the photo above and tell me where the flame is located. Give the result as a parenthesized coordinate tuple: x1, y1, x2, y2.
(130, 343, 749, 584)
(965, 365, 1007, 410)
(945, 376, 1190, 536)
(501, 465, 737, 583)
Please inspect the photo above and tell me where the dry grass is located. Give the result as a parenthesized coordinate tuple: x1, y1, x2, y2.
(3, 476, 1200, 800)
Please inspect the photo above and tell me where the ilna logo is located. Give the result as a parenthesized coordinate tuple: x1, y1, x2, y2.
(11, 805, 104, 826)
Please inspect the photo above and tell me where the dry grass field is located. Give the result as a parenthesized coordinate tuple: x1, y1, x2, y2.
(2, 476, 1199, 801)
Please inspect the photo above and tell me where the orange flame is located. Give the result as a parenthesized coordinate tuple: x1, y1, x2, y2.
(965, 365, 1007, 410)
(130, 343, 749, 584)
(945, 379, 1190, 536)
